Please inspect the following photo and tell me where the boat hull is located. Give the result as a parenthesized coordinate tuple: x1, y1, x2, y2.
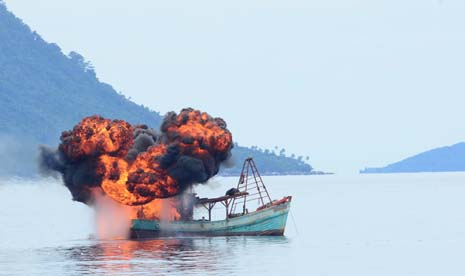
(130, 201, 291, 239)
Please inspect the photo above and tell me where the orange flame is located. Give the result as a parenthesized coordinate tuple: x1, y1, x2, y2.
(60, 115, 133, 161)
(58, 108, 232, 220)
(96, 109, 232, 206)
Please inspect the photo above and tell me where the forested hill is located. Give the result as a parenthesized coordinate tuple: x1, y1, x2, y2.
(0, 3, 161, 146)
(360, 142, 465, 174)
(0, 2, 313, 176)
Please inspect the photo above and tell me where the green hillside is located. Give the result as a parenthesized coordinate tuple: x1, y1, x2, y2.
(0, 2, 313, 177)
(360, 143, 465, 174)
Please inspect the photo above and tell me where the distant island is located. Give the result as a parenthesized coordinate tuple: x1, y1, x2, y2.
(360, 142, 465, 174)
(0, 2, 315, 177)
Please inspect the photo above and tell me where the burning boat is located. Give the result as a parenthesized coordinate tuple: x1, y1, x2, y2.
(130, 158, 292, 238)
(39, 109, 292, 239)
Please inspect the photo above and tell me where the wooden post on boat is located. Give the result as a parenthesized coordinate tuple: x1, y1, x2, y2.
(208, 203, 213, 221)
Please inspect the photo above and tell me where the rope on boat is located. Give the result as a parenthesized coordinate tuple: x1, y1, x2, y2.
(290, 209, 299, 236)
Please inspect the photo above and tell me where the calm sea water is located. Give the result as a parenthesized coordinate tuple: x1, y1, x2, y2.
(1, 173, 465, 275)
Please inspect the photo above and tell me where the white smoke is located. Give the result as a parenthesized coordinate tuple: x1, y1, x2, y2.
(91, 189, 133, 240)
(0, 135, 37, 177)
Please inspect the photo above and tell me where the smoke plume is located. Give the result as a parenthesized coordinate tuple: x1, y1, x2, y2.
(39, 108, 233, 206)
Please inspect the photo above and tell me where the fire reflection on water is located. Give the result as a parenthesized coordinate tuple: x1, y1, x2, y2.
(63, 239, 220, 275)
(56, 236, 289, 275)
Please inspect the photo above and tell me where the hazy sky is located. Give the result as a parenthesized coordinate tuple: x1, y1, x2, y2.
(4, 0, 465, 173)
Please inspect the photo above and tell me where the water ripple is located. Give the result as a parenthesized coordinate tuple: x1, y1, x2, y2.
(16, 236, 291, 276)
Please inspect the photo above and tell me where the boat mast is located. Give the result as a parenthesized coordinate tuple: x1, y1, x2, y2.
(230, 157, 272, 215)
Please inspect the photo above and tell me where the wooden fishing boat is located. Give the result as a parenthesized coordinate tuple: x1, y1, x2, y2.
(130, 158, 292, 238)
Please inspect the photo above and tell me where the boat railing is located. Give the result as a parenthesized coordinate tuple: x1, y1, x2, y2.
(195, 192, 249, 221)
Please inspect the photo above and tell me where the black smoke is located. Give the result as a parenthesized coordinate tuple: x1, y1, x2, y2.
(126, 125, 158, 161)
(39, 145, 101, 203)
(38, 108, 233, 206)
